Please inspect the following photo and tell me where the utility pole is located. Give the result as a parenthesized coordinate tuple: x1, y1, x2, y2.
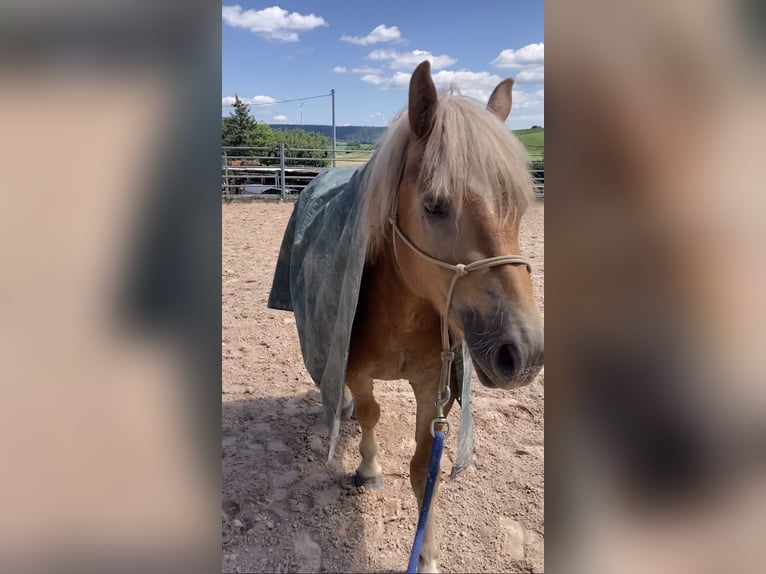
(331, 89, 336, 167)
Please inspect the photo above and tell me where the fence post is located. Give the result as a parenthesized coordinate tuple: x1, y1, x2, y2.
(223, 148, 230, 194)
(279, 142, 286, 199)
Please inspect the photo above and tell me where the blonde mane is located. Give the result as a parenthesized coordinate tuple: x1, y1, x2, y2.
(361, 92, 533, 260)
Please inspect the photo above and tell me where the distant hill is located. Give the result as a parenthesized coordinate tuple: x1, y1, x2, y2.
(269, 123, 544, 154)
(268, 124, 385, 144)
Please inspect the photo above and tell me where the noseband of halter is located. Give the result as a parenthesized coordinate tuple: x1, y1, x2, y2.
(387, 193, 532, 437)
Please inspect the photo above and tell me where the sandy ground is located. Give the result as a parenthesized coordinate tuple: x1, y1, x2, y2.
(222, 201, 544, 573)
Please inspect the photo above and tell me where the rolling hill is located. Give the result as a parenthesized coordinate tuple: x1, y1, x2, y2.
(269, 124, 544, 155)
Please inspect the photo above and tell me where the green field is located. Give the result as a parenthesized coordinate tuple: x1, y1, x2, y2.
(513, 127, 544, 157)
(333, 126, 543, 165)
(334, 141, 375, 165)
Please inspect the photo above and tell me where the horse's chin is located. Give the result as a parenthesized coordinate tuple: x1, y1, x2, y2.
(470, 352, 542, 390)
(472, 359, 498, 388)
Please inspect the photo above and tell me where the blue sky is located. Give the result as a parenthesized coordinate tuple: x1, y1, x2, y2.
(222, 1, 543, 130)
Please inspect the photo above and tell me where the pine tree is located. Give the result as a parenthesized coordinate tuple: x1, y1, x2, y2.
(222, 95, 257, 147)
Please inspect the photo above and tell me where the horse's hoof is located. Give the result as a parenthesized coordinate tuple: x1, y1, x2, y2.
(354, 472, 384, 489)
(417, 559, 439, 573)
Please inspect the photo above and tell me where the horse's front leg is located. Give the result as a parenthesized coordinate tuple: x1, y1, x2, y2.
(346, 370, 383, 488)
(409, 372, 456, 574)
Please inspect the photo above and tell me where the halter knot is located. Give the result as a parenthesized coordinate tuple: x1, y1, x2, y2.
(441, 350, 455, 362)
(388, 215, 399, 225)
(455, 263, 468, 276)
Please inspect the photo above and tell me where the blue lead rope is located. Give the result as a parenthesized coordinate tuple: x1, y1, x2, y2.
(406, 430, 445, 574)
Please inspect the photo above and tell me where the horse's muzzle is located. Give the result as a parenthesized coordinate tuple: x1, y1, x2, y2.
(462, 310, 544, 389)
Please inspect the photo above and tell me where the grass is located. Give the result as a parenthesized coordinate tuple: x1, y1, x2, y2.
(513, 127, 544, 158)
(333, 141, 375, 165)
(513, 127, 544, 147)
(332, 126, 544, 166)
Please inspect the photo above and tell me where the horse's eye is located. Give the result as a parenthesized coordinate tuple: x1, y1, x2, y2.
(423, 197, 448, 217)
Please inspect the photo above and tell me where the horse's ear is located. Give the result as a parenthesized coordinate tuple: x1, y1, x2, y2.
(408, 60, 438, 139)
(487, 78, 514, 122)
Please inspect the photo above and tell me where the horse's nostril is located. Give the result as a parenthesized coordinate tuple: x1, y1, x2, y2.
(495, 343, 519, 377)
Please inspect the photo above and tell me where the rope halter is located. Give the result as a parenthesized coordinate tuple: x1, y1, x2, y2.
(388, 202, 532, 437)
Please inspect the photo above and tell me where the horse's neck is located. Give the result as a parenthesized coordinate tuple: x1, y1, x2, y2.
(362, 239, 441, 340)
(351, 238, 442, 379)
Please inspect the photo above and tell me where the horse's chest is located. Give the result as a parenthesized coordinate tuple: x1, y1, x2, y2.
(351, 286, 442, 380)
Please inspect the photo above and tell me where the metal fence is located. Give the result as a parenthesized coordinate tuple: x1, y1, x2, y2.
(222, 145, 544, 200)
(222, 144, 372, 199)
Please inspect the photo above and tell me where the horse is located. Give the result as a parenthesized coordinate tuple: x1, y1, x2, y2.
(344, 61, 544, 572)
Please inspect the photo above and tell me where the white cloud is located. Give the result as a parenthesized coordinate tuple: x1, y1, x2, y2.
(334, 65, 382, 74)
(515, 67, 545, 84)
(387, 69, 505, 101)
(250, 95, 278, 105)
(430, 70, 505, 101)
(272, 114, 288, 121)
(351, 66, 383, 74)
(365, 67, 544, 111)
(341, 24, 401, 46)
(361, 74, 386, 85)
(386, 72, 411, 88)
(369, 49, 456, 71)
(510, 89, 544, 110)
(432, 69, 503, 89)
(222, 95, 278, 106)
(491, 43, 544, 84)
(491, 43, 544, 68)
(511, 114, 545, 124)
(222, 5, 328, 42)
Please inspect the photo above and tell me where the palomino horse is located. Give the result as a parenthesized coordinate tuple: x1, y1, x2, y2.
(347, 61, 544, 572)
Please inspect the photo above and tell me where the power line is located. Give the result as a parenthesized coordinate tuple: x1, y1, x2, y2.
(222, 93, 331, 107)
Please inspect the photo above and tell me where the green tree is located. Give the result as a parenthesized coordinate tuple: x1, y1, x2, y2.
(251, 122, 276, 149)
(222, 95, 257, 148)
(221, 101, 332, 167)
(271, 129, 331, 167)
(222, 95, 279, 164)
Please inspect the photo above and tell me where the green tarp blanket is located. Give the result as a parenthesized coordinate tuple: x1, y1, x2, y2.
(267, 164, 475, 477)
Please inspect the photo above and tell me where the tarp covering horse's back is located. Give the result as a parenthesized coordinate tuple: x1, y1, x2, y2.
(268, 164, 369, 458)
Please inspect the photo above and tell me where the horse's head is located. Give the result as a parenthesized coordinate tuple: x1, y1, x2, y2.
(372, 61, 544, 389)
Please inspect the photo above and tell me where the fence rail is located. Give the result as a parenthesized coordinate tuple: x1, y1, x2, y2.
(222, 145, 543, 199)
